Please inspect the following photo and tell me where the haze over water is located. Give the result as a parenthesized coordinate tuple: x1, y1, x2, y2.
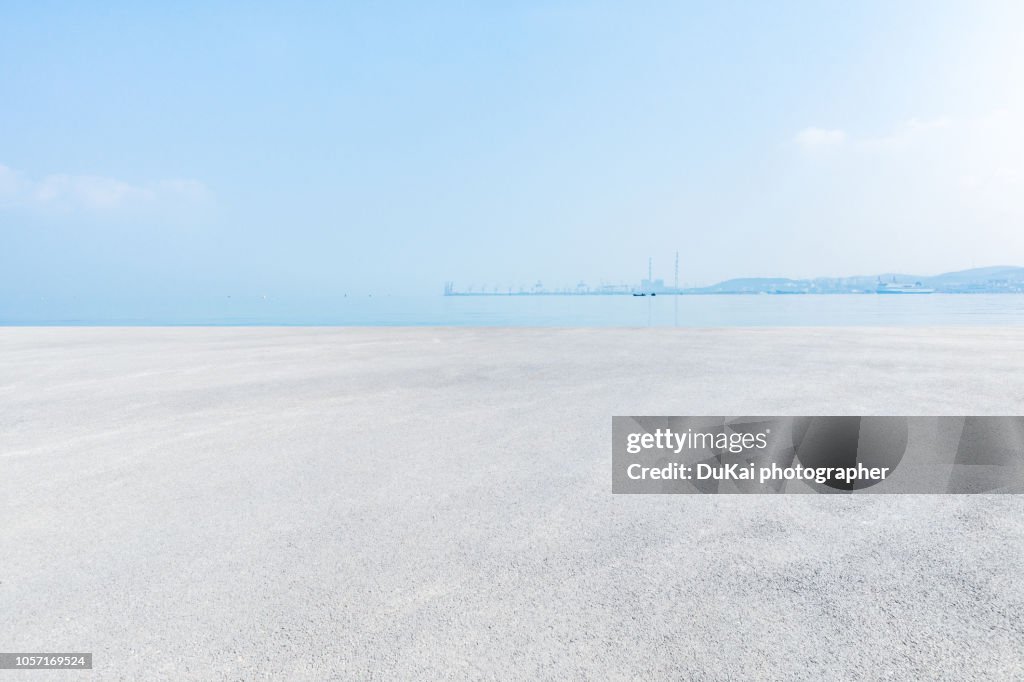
(5, 294, 1024, 327)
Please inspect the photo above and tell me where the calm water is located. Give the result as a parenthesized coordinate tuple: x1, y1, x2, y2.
(5, 294, 1024, 326)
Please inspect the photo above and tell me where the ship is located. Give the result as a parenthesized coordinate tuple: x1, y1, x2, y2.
(876, 281, 935, 294)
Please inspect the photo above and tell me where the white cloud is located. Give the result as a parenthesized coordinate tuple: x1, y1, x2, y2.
(794, 127, 847, 150)
(796, 112, 1024, 192)
(781, 108, 1024, 273)
(0, 163, 209, 212)
(794, 118, 953, 154)
(0, 163, 19, 196)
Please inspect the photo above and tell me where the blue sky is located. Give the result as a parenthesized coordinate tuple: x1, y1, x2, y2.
(3, 1, 1024, 299)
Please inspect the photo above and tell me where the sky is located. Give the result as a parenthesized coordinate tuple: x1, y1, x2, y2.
(3, 0, 1024, 301)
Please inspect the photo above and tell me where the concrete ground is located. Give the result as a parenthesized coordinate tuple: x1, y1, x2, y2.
(1, 327, 1023, 680)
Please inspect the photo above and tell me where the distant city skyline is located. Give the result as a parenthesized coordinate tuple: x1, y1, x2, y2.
(3, 2, 1024, 308)
(444, 264, 1024, 296)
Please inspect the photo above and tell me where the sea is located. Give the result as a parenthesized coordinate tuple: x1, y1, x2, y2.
(5, 294, 1024, 326)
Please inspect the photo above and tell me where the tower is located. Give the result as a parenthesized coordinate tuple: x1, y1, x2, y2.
(674, 251, 679, 292)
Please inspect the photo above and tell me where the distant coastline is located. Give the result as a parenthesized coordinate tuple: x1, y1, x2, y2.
(444, 266, 1024, 296)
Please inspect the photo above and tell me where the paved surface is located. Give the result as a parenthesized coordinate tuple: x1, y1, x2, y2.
(2, 327, 1023, 680)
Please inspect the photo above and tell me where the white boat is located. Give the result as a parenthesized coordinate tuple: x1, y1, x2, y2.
(876, 281, 935, 294)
